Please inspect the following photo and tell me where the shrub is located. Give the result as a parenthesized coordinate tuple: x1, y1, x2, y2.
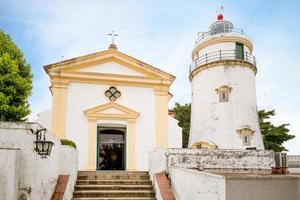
(60, 139, 76, 149)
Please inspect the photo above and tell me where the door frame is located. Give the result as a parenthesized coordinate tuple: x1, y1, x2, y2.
(96, 125, 127, 170)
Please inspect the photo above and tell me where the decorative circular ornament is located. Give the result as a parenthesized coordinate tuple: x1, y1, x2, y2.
(105, 86, 121, 102)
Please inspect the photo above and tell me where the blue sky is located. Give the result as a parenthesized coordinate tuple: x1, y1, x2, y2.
(0, 0, 299, 153)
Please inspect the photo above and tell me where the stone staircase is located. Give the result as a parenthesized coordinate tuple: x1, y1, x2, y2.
(72, 171, 156, 200)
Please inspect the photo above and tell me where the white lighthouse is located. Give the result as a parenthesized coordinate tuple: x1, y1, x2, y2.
(189, 13, 264, 150)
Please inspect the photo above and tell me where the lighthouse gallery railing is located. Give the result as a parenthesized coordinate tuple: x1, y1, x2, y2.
(196, 27, 245, 44)
(190, 50, 256, 72)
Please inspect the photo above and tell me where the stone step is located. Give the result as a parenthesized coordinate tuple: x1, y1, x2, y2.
(72, 198, 156, 200)
(77, 174, 150, 180)
(75, 185, 153, 191)
(73, 190, 155, 198)
(76, 180, 152, 185)
(78, 171, 149, 176)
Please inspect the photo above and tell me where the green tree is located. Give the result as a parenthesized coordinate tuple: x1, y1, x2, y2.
(259, 109, 295, 152)
(0, 30, 32, 121)
(172, 103, 191, 148)
(172, 103, 295, 151)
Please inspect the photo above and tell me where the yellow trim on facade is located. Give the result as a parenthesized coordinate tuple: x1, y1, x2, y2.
(154, 88, 169, 148)
(45, 49, 175, 81)
(191, 36, 253, 60)
(48, 71, 173, 89)
(51, 81, 69, 139)
(87, 119, 97, 170)
(236, 127, 255, 136)
(189, 60, 257, 81)
(84, 102, 140, 170)
(127, 119, 136, 171)
(190, 141, 217, 149)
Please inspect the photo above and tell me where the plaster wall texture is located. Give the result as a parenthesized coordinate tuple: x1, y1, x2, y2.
(36, 109, 52, 131)
(149, 148, 274, 177)
(169, 167, 300, 200)
(0, 122, 78, 200)
(0, 148, 19, 200)
(168, 116, 182, 148)
(169, 168, 225, 200)
(59, 145, 78, 200)
(65, 82, 155, 170)
(189, 64, 264, 149)
(79, 61, 146, 77)
(225, 175, 300, 200)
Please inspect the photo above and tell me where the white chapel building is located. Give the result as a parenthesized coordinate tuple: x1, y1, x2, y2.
(37, 44, 182, 171)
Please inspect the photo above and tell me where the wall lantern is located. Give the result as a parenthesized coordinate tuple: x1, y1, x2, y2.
(31, 128, 54, 159)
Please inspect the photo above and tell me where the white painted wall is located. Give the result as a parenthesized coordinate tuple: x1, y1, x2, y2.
(190, 63, 264, 149)
(59, 145, 78, 200)
(79, 61, 146, 77)
(36, 109, 52, 131)
(0, 148, 19, 200)
(168, 116, 182, 148)
(65, 82, 156, 170)
(170, 168, 226, 200)
(0, 122, 78, 200)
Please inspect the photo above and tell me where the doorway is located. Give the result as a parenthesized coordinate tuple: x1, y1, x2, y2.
(97, 127, 126, 170)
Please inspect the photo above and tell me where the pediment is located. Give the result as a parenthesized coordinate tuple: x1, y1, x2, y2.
(84, 102, 139, 121)
(44, 49, 175, 80)
(78, 61, 147, 77)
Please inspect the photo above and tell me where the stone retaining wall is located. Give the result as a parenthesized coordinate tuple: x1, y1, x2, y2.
(288, 155, 300, 168)
(149, 148, 274, 177)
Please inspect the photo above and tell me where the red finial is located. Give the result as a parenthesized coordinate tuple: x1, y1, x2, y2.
(217, 13, 224, 21)
(217, 5, 224, 21)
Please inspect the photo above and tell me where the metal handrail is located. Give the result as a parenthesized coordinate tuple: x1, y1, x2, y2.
(196, 27, 245, 44)
(190, 50, 256, 72)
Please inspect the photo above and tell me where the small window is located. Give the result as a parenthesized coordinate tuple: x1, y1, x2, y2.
(196, 144, 202, 149)
(243, 135, 251, 146)
(220, 91, 228, 102)
(215, 85, 232, 102)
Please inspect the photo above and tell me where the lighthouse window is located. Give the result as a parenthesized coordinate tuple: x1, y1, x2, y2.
(215, 85, 232, 102)
(220, 92, 228, 102)
(236, 127, 254, 146)
(243, 135, 251, 146)
(220, 91, 229, 102)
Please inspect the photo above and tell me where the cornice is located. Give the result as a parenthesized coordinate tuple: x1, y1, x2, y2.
(50, 71, 173, 89)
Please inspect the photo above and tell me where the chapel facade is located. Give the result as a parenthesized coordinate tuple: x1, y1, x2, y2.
(38, 44, 182, 171)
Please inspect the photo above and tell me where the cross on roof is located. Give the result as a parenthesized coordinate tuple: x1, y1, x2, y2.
(108, 31, 118, 45)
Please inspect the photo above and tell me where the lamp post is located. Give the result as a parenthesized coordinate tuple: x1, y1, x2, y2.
(31, 128, 54, 158)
